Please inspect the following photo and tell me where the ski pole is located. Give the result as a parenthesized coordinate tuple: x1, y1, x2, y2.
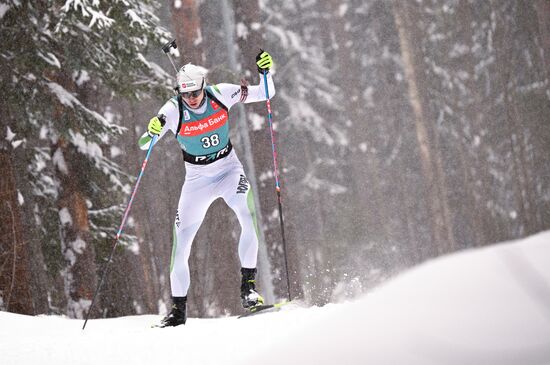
(82, 133, 160, 330)
(162, 39, 179, 73)
(262, 70, 292, 302)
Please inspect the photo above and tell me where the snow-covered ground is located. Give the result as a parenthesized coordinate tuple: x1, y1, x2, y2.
(1, 231, 549, 365)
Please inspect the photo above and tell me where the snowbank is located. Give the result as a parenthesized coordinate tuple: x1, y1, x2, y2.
(1, 231, 549, 365)
(248, 230, 550, 365)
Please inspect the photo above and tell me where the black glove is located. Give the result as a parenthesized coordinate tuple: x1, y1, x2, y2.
(256, 49, 273, 73)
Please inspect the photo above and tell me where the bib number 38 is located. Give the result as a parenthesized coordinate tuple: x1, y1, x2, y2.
(201, 134, 220, 148)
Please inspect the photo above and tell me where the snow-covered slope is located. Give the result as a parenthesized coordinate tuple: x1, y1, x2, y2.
(1, 231, 549, 365)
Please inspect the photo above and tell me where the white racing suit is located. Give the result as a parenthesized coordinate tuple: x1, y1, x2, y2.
(139, 73, 275, 297)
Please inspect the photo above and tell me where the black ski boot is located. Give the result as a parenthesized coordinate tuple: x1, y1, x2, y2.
(240, 268, 264, 309)
(159, 296, 187, 327)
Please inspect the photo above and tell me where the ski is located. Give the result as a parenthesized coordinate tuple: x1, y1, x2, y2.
(151, 320, 186, 328)
(151, 301, 289, 325)
(238, 301, 289, 318)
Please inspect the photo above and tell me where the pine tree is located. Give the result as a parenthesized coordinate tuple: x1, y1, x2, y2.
(0, 1, 172, 317)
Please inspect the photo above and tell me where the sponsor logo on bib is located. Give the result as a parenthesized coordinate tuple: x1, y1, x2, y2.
(179, 109, 228, 137)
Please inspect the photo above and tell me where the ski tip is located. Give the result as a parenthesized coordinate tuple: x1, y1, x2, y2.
(238, 300, 290, 318)
(273, 300, 289, 308)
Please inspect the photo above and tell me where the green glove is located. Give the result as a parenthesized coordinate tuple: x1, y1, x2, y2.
(256, 50, 273, 73)
(148, 116, 164, 135)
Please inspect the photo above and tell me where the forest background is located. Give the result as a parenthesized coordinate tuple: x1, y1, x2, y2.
(1, 0, 549, 319)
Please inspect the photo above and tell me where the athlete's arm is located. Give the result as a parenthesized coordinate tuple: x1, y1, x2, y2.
(138, 99, 180, 150)
(209, 72, 276, 110)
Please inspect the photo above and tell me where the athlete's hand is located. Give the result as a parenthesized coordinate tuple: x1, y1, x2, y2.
(148, 115, 166, 135)
(256, 50, 273, 73)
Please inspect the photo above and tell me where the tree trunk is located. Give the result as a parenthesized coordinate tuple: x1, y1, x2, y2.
(534, 0, 550, 77)
(54, 139, 98, 318)
(491, 0, 541, 238)
(232, 0, 281, 302)
(0, 151, 34, 314)
(172, 0, 204, 65)
(392, 1, 456, 255)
